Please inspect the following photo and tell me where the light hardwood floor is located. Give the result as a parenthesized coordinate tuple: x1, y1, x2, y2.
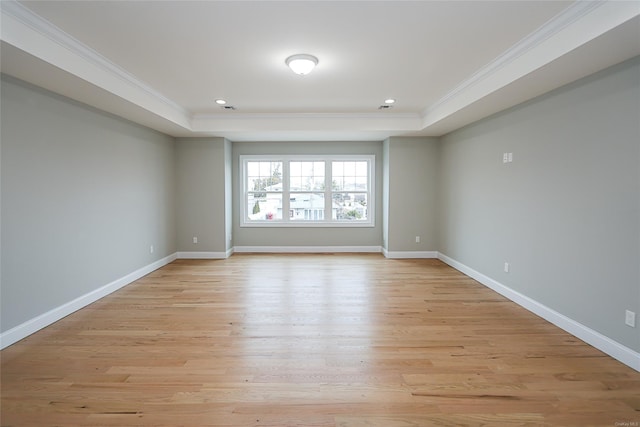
(2, 254, 639, 426)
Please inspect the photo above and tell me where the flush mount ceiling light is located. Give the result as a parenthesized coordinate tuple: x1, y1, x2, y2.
(384, 98, 396, 104)
(285, 54, 318, 75)
(215, 99, 227, 105)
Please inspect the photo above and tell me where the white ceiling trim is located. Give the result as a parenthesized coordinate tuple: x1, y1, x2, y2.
(423, 1, 602, 118)
(192, 112, 421, 120)
(422, 0, 640, 130)
(0, 0, 191, 129)
(2, 0, 638, 140)
(2, 1, 421, 138)
(190, 112, 423, 134)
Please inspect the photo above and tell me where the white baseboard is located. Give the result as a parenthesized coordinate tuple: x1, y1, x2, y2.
(177, 250, 232, 259)
(7, 249, 635, 372)
(233, 246, 383, 253)
(437, 252, 640, 372)
(0, 253, 178, 350)
(383, 250, 438, 259)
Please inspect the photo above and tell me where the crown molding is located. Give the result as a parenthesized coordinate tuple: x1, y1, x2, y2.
(191, 112, 421, 121)
(190, 112, 423, 134)
(422, 1, 607, 121)
(1, 0, 189, 117)
(3, 0, 636, 140)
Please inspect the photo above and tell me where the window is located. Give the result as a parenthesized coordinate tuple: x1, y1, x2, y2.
(240, 155, 374, 227)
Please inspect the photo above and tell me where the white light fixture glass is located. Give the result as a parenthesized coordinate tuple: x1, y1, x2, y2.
(215, 99, 227, 105)
(285, 54, 318, 75)
(384, 98, 396, 104)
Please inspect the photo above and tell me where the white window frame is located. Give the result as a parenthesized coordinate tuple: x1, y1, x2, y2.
(240, 154, 375, 227)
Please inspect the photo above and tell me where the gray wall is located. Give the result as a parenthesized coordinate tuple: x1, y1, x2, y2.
(175, 137, 230, 253)
(437, 57, 640, 352)
(384, 137, 439, 252)
(1, 76, 177, 332)
(232, 141, 383, 248)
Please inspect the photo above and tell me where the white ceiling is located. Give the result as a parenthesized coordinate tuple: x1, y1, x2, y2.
(1, 1, 639, 141)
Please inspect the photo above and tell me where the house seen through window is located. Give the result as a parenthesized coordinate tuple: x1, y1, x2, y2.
(240, 155, 374, 227)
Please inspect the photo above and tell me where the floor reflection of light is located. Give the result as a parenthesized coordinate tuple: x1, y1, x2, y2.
(240, 255, 375, 383)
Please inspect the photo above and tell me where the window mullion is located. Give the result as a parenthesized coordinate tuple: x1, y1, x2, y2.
(243, 158, 250, 223)
(282, 159, 290, 222)
(324, 160, 332, 222)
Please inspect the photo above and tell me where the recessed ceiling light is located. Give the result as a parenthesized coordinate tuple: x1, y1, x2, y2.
(384, 98, 396, 104)
(215, 99, 227, 105)
(285, 54, 319, 75)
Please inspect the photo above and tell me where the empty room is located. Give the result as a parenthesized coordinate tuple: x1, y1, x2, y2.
(1, 1, 639, 426)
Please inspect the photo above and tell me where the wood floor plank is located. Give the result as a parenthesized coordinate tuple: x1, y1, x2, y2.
(2, 254, 638, 426)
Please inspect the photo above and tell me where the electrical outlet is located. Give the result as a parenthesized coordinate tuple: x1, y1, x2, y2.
(504, 262, 510, 273)
(415, 236, 420, 243)
(625, 310, 636, 327)
(150, 245, 154, 254)
(193, 236, 198, 244)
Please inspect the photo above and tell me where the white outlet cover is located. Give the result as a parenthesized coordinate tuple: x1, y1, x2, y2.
(625, 310, 636, 327)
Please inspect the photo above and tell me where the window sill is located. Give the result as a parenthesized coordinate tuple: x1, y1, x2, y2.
(240, 221, 374, 228)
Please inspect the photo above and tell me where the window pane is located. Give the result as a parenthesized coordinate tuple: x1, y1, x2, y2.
(355, 161, 368, 176)
(290, 193, 325, 220)
(247, 161, 282, 192)
(344, 161, 356, 177)
(333, 193, 368, 221)
(332, 176, 342, 191)
(290, 161, 325, 191)
(332, 161, 343, 177)
(247, 193, 283, 221)
(332, 161, 368, 191)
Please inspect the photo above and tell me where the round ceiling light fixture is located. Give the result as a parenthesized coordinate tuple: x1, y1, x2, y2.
(215, 99, 227, 105)
(285, 54, 319, 75)
(384, 98, 396, 104)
